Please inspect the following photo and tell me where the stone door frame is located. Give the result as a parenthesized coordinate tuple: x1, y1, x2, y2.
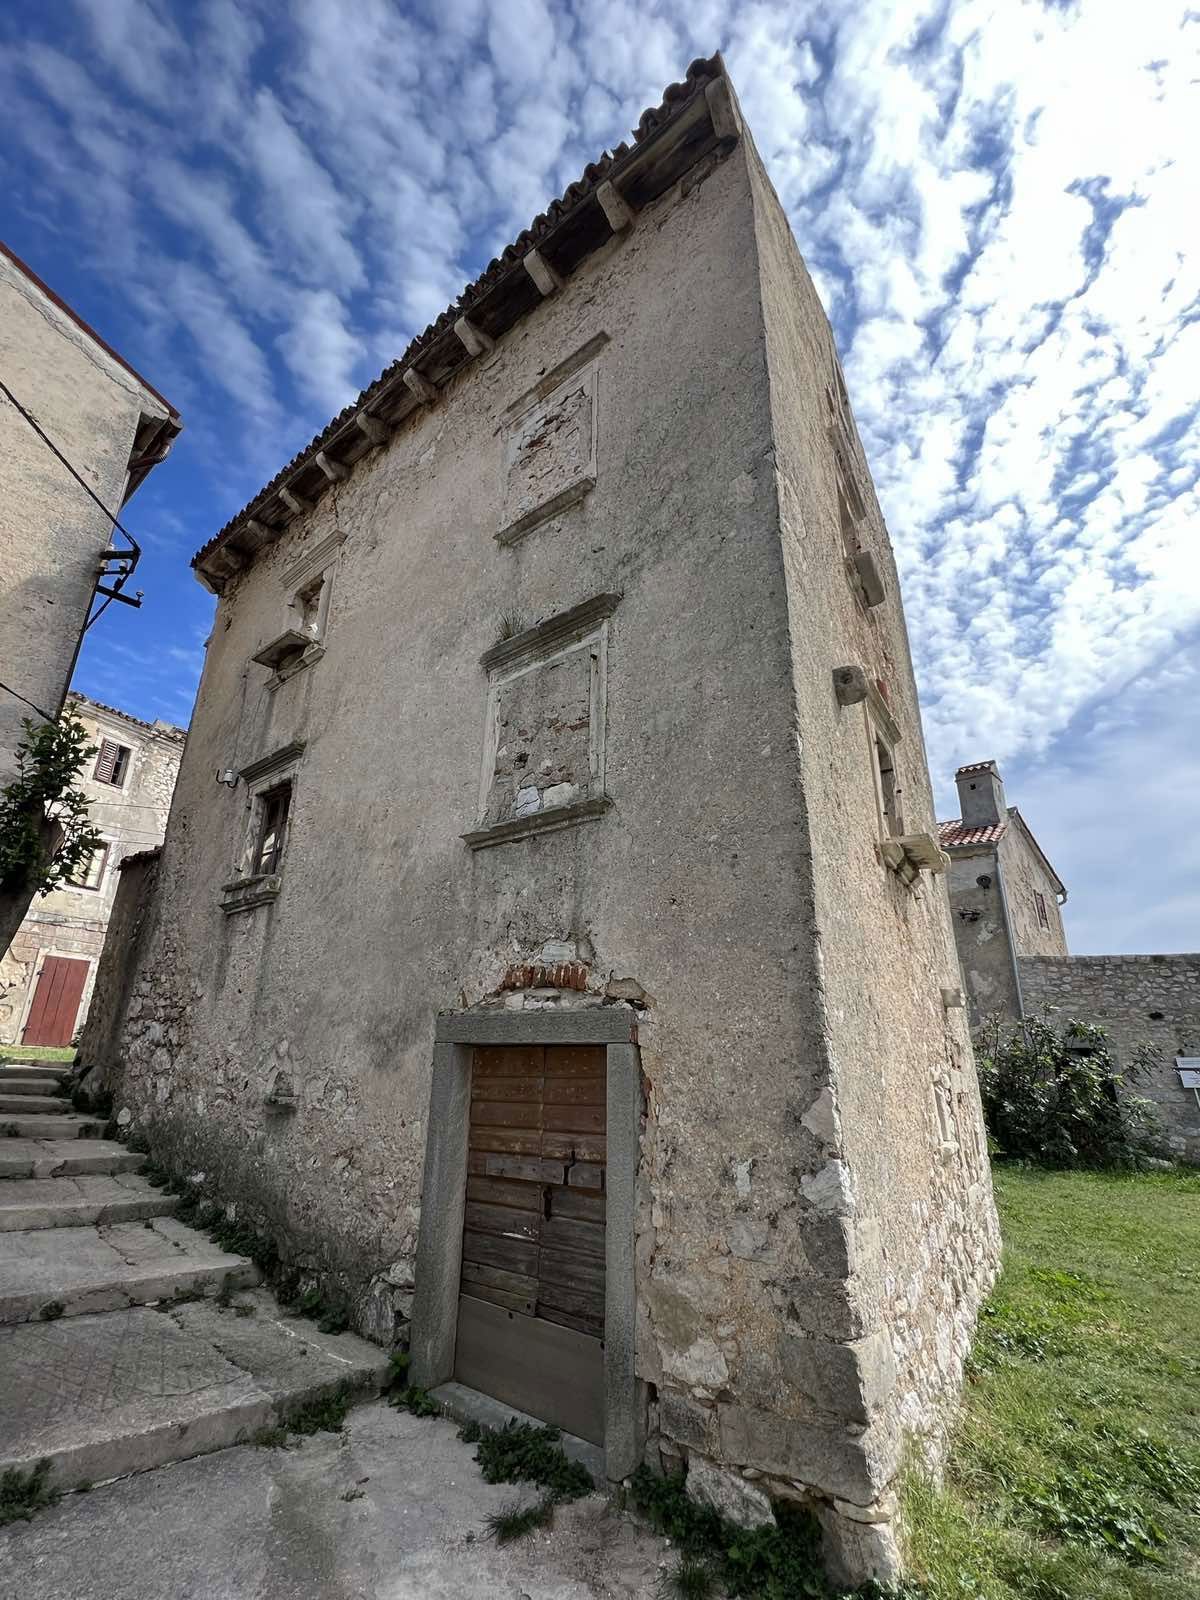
(409, 1007, 643, 1481)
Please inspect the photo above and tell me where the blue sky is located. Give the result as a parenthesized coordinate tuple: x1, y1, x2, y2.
(1, 0, 1196, 953)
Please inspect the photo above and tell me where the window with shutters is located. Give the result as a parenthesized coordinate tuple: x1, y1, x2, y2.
(1034, 890, 1049, 930)
(93, 739, 131, 787)
(221, 741, 305, 915)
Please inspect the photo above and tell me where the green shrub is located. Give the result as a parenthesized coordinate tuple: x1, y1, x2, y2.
(0, 715, 104, 899)
(976, 1015, 1165, 1169)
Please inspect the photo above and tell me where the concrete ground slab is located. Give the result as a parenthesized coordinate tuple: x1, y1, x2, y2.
(0, 1093, 71, 1115)
(0, 1173, 177, 1230)
(0, 1400, 674, 1599)
(0, 1297, 387, 1492)
(0, 1115, 106, 1140)
(0, 1064, 69, 1082)
(0, 1138, 144, 1179)
(0, 1217, 259, 1324)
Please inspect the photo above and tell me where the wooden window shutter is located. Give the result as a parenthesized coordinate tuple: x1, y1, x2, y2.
(94, 739, 119, 783)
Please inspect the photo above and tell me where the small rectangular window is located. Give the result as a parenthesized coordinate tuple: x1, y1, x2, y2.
(69, 843, 108, 891)
(874, 736, 903, 838)
(1034, 891, 1049, 929)
(94, 739, 130, 787)
(254, 784, 291, 875)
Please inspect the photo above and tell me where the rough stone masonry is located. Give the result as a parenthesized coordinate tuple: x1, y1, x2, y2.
(79, 57, 1000, 1585)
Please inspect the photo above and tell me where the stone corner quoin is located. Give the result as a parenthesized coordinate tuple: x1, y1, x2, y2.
(77, 55, 1001, 1589)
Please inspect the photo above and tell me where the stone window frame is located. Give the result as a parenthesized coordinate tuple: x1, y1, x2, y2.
(261, 531, 347, 691)
(409, 1006, 643, 1485)
(462, 593, 619, 850)
(495, 334, 607, 547)
(67, 838, 110, 893)
(220, 740, 305, 914)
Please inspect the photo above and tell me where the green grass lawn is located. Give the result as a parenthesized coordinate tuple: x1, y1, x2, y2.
(0, 1045, 75, 1063)
(904, 1166, 1200, 1599)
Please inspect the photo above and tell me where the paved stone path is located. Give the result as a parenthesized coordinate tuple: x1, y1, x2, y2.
(0, 1401, 674, 1599)
(0, 1058, 389, 1493)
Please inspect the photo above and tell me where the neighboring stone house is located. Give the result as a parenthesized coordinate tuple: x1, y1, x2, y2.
(81, 59, 999, 1584)
(940, 759, 1200, 1163)
(0, 694, 184, 1048)
(0, 240, 180, 781)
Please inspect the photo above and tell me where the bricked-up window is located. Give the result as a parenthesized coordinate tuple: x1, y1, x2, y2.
(254, 784, 291, 875)
(69, 842, 108, 891)
(1034, 890, 1049, 929)
(93, 739, 130, 787)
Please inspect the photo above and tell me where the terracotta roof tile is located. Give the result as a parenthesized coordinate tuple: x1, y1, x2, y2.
(936, 818, 1008, 849)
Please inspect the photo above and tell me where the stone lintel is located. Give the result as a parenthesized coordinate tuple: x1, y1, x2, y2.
(315, 451, 348, 484)
(402, 368, 438, 403)
(279, 487, 313, 517)
(355, 412, 390, 446)
(596, 180, 635, 232)
(523, 248, 563, 297)
(454, 317, 495, 358)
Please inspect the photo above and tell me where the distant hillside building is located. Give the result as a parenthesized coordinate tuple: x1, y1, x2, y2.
(940, 759, 1200, 1162)
(0, 695, 184, 1049)
(81, 59, 999, 1584)
(0, 240, 180, 781)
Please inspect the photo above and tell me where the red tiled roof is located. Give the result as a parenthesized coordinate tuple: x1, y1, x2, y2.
(936, 818, 1007, 849)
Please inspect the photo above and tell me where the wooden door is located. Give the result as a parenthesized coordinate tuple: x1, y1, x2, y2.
(23, 956, 89, 1047)
(454, 1044, 606, 1444)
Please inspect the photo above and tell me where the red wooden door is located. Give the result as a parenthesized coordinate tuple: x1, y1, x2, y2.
(23, 956, 89, 1047)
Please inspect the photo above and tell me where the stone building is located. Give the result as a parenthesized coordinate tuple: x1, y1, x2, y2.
(81, 59, 999, 1582)
(940, 759, 1200, 1162)
(0, 240, 179, 781)
(0, 694, 184, 1048)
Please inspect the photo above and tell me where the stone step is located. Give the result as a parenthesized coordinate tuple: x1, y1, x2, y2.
(0, 1216, 260, 1325)
(0, 1174, 177, 1232)
(0, 1066, 70, 1085)
(0, 1138, 145, 1180)
(0, 1093, 73, 1116)
(0, 1114, 106, 1140)
(0, 1290, 391, 1493)
(0, 1078, 73, 1097)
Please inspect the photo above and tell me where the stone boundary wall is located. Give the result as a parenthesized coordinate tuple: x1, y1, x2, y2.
(1018, 954, 1200, 1164)
(77, 851, 161, 1085)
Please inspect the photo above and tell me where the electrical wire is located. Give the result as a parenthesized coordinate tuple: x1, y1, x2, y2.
(0, 376, 141, 553)
(0, 679, 54, 722)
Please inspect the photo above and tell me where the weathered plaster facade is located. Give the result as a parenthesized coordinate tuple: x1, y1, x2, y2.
(81, 61, 998, 1582)
(0, 695, 184, 1046)
(0, 243, 179, 780)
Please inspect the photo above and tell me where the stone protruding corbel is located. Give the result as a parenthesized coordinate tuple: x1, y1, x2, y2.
(241, 518, 275, 552)
(280, 487, 313, 516)
(355, 412, 389, 446)
(403, 367, 438, 403)
(596, 180, 635, 232)
(832, 665, 900, 745)
(315, 451, 348, 483)
(454, 316, 495, 358)
(523, 248, 563, 297)
(706, 77, 742, 144)
(833, 665, 869, 708)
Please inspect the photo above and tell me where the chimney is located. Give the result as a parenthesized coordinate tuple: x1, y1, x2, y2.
(955, 759, 1007, 828)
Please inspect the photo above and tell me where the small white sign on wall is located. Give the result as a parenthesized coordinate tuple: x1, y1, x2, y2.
(1176, 1058, 1200, 1090)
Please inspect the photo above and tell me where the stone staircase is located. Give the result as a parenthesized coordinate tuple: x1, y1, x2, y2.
(0, 1057, 390, 1494)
